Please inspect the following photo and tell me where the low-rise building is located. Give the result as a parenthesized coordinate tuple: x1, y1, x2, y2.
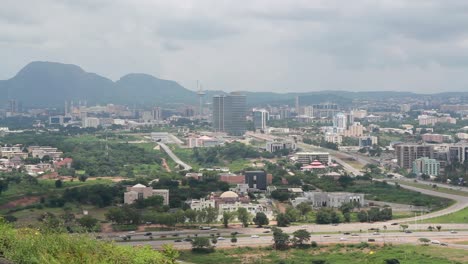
(412, 157, 440, 176)
(292, 192, 365, 208)
(28, 146, 63, 159)
(296, 152, 330, 165)
(359, 136, 378, 147)
(0, 146, 27, 159)
(265, 140, 296, 153)
(124, 184, 169, 205)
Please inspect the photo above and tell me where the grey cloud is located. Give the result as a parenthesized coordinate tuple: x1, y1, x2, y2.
(157, 19, 239, 41)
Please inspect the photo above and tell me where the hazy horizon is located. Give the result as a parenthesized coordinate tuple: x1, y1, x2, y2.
(2, 1, 468, 93)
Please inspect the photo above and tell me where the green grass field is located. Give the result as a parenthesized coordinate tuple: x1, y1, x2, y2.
(395, 180, 468, 197)
(179, 244, 468, 264)
(419, 207, 468, 224)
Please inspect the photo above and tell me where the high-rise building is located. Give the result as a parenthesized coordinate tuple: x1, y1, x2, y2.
(152, 107, 162, 121)
(395, 144, 434, 169)
(333, 112, 347, 133)
(212, 92, 246, 136)
(449, 143, 468, 164)
(253, 109, 269, 131)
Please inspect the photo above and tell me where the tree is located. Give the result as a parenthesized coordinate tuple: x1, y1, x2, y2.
(231, 237, 237, 244)
(222, 211, 235, 228)
(191, 237, 212, 252)
(205, 207, 218, 224)
(211, 237, 218, 246)
(276, 213, 290, 227)
(253, 212, 269, 227)
(400, 224, 409, 232)
(330, 211, 341, 224)
(296, 203, 312, 220)
(185, 209, 198, 224)
(77, 215, 99, 229)
(436, 225, 442, 231)
(55, 179, 63, 188)
(78, 175, 88, 182)
(285, 207, 301, 222)
(237, 208, 250, 227)
(418, 238, 430, 245)
(270, 190, 290, 202)
(292, 229, 311, 247)
(315, 208, 331, 224)
(272, 227, 289, 250)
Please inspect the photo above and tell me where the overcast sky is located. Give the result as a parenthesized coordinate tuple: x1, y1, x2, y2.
(1, 0, 468, 93)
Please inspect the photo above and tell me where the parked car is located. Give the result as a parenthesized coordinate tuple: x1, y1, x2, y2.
(217, 237, 226, 240)
(251, 235, 259, 238)
(174, 239, 182, 242)
(144, 232, 152, 236)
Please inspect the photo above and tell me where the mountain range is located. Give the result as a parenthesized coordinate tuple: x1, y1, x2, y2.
(1, 61, 467, 108)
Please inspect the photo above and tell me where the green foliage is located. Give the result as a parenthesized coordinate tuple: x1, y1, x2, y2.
(276, 213, 290, 227)
(292, 229, 311, 246)
(77, 215, 99, 230)
(191, 237, 212, 252)
(272, 227, 289, 250)
(0, 219, 174, 263)
(252, 212, 269, 227)
(237, 208, 250, 227)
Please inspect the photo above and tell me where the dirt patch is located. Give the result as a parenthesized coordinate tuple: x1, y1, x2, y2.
(161, 158, 171, 172)
(0, 196, 41, 210)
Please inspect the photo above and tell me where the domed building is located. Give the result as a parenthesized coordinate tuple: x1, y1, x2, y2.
(219, 191, 239, 199)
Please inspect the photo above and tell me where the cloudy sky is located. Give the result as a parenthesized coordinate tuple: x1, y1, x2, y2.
(1, 0, 468, 93)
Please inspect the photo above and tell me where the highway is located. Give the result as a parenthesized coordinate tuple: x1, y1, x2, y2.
(157, 142, 192, 171)
(119, 231, 468, 250)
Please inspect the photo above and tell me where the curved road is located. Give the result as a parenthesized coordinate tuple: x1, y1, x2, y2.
(389, 181, 468, 222)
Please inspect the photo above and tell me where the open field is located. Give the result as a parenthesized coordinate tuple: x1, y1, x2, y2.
(179, 244, 468, 264)
(393, 180, 468, 197)
(419, 207, 468, 224)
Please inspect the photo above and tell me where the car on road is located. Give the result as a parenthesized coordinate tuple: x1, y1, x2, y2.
(184, 238, 193, 242)
(217, 237, 226, 240)
(368, 239, 375, 242)
(144, 232, 152, 236)
(323, 235, 331, 238)
(128, 231, 135, 234)
(251, 235, 259, 238)
(160, 235, 166, 238)
(440, 243, 448, 246)
(391, 223, 399, 225)
(340, 237, 347, 241)
(450, 230, 457, 234)
(263, 230, 270, 233)
(172, 234, 179, 237)
(351, 234, 359, 236)
(343, 232, 351, 235)
(332, 224, 339, 226)
(431, 240, 440, 245)
(405, 230, 412, 234)
(211, 228, 218, 231)
(373, 232, 380, 235)
(174, 239, 182, 242)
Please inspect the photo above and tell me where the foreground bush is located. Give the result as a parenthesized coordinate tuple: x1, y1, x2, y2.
(0, 220, 176, 264)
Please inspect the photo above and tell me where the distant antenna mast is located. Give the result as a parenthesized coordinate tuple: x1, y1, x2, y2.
(197, 80, 205, 119)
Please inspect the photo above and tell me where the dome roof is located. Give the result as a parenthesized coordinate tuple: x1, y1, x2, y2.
(219, 191, 239, 199)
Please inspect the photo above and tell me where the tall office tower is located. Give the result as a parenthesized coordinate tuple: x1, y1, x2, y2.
(333, 112, 347, 133)
(395, 144, 434, 169)
(253, 109, 269, 131)
(8, 100, 17, 114)
(212, 92, 246, 136)
(279, 106, 291, 119)
(152, 107, 162, 121)
(295, 96, 300, 114)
